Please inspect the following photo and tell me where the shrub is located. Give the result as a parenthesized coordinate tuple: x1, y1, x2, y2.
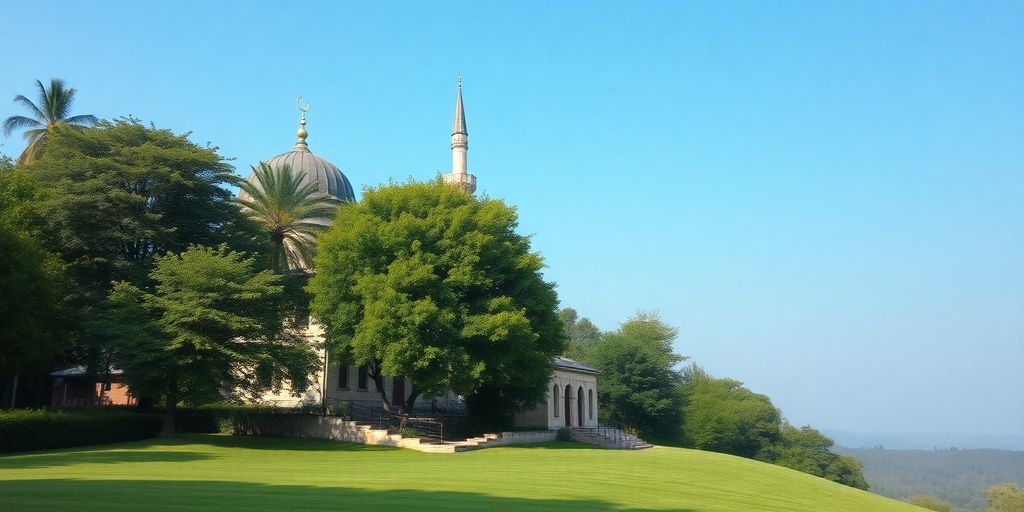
(0, 408, 163, 453)
(172, 404, 295, 434)
(556, 427, 573, 441)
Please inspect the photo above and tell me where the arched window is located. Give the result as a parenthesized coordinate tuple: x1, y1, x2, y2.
(552, 384, 559, 417)
(577, 386, 584, 426)
(588, 389, 594, 420)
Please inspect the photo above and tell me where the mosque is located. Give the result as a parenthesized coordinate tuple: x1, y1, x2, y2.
(242, 78, 599, 429)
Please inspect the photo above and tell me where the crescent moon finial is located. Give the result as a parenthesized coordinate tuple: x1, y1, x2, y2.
(296, 96, 310, 113)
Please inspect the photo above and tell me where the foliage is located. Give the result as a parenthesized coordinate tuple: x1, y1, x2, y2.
(171, 404, 295, 434)
(0, 222, 68, 373)
(0, 435, 926, 512)
(906, 495, 954, 512)
(680, 364, 782, 459)
(2, 78, 97, 165)
(106, 245, 319, 436)
(558, 307, 603, 361)
(310, 179, 564, 413)
(987, 483, 1024, 512)
(835, 447, 1024, 511)
(0, 408, 162, 453)
(588, 312, 685, 442)
(235, 162, 342, 272)
(0, 153, 12, 169)
(769, 423, 869, 490)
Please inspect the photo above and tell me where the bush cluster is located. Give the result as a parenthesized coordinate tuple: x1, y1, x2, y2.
(172, 404, 296, 434)
(0, 408, 163, 453)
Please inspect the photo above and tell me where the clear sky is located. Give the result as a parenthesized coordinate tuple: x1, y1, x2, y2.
(2, 1, 1021, 442)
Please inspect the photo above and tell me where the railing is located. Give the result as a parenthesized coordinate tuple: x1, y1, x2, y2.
(345, 401, 445, 442)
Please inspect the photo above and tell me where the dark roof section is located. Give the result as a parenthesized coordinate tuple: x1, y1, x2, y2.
(49, 366, 124, 378)
(553, 356, 600, 375)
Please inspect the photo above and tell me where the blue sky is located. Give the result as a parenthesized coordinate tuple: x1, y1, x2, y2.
(2, 1, 1022, 442)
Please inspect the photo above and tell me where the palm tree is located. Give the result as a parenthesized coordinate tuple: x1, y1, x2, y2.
(236, 162, 342, 273)
(3, 79, 97, 165)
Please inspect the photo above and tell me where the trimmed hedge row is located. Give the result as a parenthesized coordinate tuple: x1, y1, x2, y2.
(0, 408, 163, 453)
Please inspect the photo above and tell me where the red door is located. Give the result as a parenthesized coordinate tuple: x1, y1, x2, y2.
(564, 384, 572, 427)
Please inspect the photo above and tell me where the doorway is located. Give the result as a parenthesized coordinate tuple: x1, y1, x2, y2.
(564, 384, 572, 427)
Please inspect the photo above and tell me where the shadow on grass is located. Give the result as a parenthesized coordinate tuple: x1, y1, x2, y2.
(0, 450, 213, 469)
(0, 479, 697, 512)
(172, 433, 399, 451)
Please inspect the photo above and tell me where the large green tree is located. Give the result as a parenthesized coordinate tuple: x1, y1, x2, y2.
(107, 246, 319, 436)
(589, 312, 686, 442)
(3, 79, 96, 165)
(0, 222, 68, 407)
(680, 365, 782, 459)
(235, 162, 341, 273)
(309, 179, 564, 414)
(769, 423, 869, 490)
(7, 119, 260, 369)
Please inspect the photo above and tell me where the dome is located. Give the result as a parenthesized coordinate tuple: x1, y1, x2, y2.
(255, 146, 356, 202)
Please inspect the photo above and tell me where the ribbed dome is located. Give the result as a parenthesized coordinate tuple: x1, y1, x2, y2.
(254, 147, 356, 202)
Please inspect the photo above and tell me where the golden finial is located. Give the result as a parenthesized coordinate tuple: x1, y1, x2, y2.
(295, 96, 310, 148)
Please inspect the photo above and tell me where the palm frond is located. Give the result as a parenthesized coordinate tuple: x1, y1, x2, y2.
(12, 95, 46, 122)
(3, 115, 44, 137)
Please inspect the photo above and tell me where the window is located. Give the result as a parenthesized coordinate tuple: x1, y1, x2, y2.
(357, 365, 369, 390)
(552, 384, 559, 417)
(338, 365, 349, 389)
(588, 389, 594, 419)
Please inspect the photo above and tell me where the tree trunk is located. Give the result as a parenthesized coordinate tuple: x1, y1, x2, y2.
(8, 375, 18, 409)
(402, 387, 421, 416)
(163, 370, 178, 438)
(368, 361, 392, 412)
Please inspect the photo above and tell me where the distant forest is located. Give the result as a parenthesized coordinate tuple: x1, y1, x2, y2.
(835, 447, 1024, 511)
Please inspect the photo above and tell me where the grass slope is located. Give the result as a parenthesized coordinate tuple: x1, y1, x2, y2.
(0, 435, 924, 512)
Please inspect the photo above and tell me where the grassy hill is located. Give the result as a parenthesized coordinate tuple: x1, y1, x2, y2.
(0, 434, 924, 511)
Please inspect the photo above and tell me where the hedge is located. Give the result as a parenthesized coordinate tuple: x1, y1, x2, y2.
(0, 408, 163, 453)
(173, 404, 293, 434)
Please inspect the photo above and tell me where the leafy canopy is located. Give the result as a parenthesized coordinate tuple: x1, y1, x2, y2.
(309, 179, 564, 412)
(107, 245, 319, 434)
(588, 312, 686, 442)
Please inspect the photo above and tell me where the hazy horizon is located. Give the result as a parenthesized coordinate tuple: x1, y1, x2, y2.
(2, 1, 1021, 441)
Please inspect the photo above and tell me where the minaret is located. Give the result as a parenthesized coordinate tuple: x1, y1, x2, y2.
(443, 75, 477, 193)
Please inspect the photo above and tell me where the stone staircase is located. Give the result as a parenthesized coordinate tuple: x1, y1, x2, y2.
(349, 421, 556, 453)
(572, 426, 653, 449)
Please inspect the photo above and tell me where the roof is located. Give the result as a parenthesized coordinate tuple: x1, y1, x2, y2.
(49, 366, 124, 378)
(553, 356, 600, 375)
(255, 147, 357, 202)
(452, 81, 467, 135)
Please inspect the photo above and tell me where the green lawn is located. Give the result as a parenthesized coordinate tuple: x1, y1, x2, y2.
(0, 434, 923, 511)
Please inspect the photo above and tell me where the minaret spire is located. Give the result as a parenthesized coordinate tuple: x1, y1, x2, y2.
(444, 75, 477, 193)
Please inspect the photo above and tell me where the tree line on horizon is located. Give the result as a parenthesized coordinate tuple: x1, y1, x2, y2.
(559, 307, 869, 489)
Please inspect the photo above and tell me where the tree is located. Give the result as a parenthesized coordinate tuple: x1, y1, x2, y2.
(769, 423, 868, 490)
(3, 79, 96, 165)
(309, 179, 564, 414)
(0, 222, 68, 407)
(7, 119, 257, 369)
(558, 307, 602, 362)
(906, 495, 954, 512)
(680, 365, 781, 459)
(235, 162, 342, 273)
(107, 246, 319, 436)
(589, 312, 685, 442)
(987, 483, 1024, 512)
